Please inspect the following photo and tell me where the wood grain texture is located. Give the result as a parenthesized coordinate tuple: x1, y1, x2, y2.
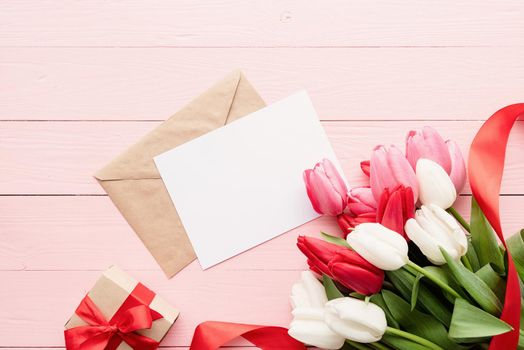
(2, 120, 523, 195)
(3, 1, 524, 348)
(1, 0, 523, 47)
(1, 195, 523, 272)
(2, 48, 524, 121)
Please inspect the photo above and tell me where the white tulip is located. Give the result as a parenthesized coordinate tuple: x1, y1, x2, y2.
(416, 158, 457, 209)
(405, 204, 468, 265)
(288, 271, 345, 349)
(324, 297, 387, 343)
(347, 223, 409, 270)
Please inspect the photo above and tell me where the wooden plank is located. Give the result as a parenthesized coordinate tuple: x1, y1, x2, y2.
(1, 48, 524, 120)
(1, 120, 523, 195)
(1, 195, 523, 272)
(0, 270, 298, 346)
(1, 0, 523, 47)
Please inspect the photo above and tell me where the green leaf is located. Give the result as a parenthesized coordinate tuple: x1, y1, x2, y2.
(341, 340, 373, 350)
(386, 269, 452, 327)
(381, 334, 433, 350)
(411, 273, 423, 311)
(441, 248, 502, 315)
(470, 197, 505, 274)
(449, 299, 513, 339)
(465, 240, 481, 272)
(475, 264, 505, 300)
(369, 293, 400, 329)
(506, 229, 524, 282)
(321, 231, 351, 248)
(322, 274, 344, 300)
(381, 290, 465, 350)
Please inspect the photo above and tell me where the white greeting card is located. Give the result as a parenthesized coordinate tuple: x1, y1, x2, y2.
(154, 91, 345, 269)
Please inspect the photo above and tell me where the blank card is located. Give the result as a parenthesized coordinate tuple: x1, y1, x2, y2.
(154, 91, 345, 269)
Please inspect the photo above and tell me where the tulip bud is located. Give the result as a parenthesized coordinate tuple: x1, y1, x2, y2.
(406, 126, 452, 173)
(416, 159, 457, 209)
(370, 145, 418, 203)
(324, 297, 387, 343)
(297, 236, 342, 276)
(446, 140, 467, 193)
(288, 271, 345, 349)
(405, 204, 468, 265)
(376, 185, 415, 239)
(347, 186, 377, 216)
(347, 223, 409, 270)
(337, 212, 376, 238)
(328, 249, 384, 295)
(304, 159, 348, 216)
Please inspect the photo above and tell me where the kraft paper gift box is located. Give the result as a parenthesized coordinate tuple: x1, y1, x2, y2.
(94, 70, 266, 278)
(64, 266, 179, 350)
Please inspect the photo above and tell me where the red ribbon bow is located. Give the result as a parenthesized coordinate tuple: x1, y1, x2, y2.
(65, 284, 163, 350)
(469, 104, 524, 350)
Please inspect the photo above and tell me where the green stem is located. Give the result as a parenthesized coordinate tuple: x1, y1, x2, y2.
(405, 261, 461, 299)
(447, 207, 471, 233)
(385, 327, 445, 350)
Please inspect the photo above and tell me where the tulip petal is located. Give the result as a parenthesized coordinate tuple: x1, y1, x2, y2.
(324, 298, 387, 343)
(406, 127, 452, 173)
(446, 140, 467, 193)
(288, 318, 345, 349)
(386, 145, 419, 201)
(416, 158, 457, 209)
(308, 167, 346, 215)
(347, 223, 409, 270)
(405, 218, 446, 264)
(322, 159, 348, 199)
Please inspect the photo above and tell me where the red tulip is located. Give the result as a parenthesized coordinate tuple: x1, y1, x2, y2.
(297, 235, 341, 276)
(297, 236, 384, 295)
(328, 249, 384, 295)
(337, 212, 376, 238)
(347, 186, 377, 216)
(376, 185, 415, 239)
(370, 145, 418, 203)
(303, 159, 348, 216)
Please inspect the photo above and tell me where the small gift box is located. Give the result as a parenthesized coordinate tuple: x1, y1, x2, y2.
(64, 266, 179, 350)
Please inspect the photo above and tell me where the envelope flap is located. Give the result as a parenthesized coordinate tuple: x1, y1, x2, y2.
(95, 70, 259, 180)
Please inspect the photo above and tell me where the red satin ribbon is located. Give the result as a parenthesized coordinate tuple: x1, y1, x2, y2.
(189, 321, 306, 350)
(469, 104, 524, 350)
(65, 283, 163, 350)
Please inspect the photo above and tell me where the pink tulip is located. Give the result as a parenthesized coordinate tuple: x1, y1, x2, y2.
(446, 140, 467, 193)
(376, 185, 415, 240)
(303, 159, 348, 216)
(347, 187, 377, 216)
(370, 145, 418, 203)
(406, 126, 452, 173)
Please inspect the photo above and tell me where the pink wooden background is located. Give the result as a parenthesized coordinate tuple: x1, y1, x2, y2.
(1, 1, 524, 348)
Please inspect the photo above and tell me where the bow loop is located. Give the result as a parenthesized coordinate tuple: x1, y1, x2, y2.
(65, 293, 160, 350)
(114, 305, 153, 333)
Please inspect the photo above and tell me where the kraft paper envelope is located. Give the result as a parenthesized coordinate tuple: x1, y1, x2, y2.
(94, 71, 266, 278)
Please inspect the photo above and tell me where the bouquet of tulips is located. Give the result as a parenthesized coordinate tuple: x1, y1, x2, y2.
(287, 124, 524, 350)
